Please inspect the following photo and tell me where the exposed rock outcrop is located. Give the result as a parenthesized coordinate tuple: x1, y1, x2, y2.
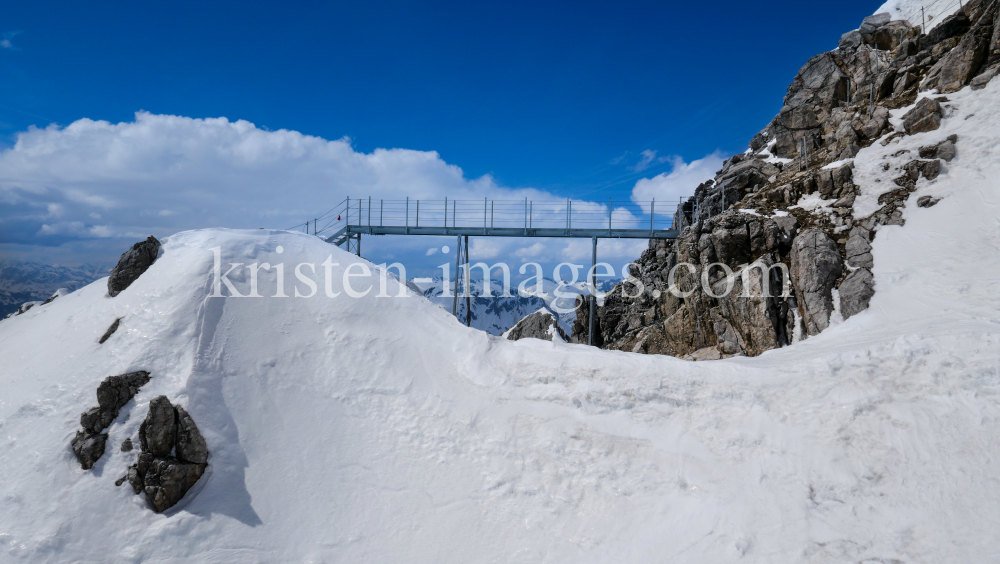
(108, 236, 161, 297)
(126, 396, 208, 513)
(99, 318, 121, 344)
(4, 289, 68, 320)
(903, 97, 943, 134)
(585, 5, 991, 359)
(917, 195, 942, 207)
(71, 432, 108, 471)
(791, 230, 844, 335)
(72, 371, 151, 469)
(505, 309, 568, 342)
(839, 268, 876, 320)
(922, 2, 996, 93)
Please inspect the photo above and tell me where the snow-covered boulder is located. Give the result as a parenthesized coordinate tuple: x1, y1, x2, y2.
(504, 309, 568, 342)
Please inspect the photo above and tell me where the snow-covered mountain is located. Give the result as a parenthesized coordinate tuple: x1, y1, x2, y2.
(412, 276, 619, 336)
(0, 260, 107, 317)
(2, 2, 1000, 561)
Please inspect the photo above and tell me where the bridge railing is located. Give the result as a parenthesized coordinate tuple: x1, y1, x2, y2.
(291, 197, 681, 238)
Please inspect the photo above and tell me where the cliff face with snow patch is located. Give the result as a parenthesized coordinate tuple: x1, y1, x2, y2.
(586, 0, 1000, 359)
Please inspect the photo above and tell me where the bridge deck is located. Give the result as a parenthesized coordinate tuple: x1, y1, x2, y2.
(331, 224, 678, 241)
(303, 197, 682, 246)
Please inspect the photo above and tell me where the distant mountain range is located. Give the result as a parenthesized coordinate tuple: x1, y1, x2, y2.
(412, 277, 619, 336)
(0, 260, 108, 317)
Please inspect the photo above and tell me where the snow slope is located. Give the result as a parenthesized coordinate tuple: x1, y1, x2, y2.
(876, 0, 963, 32)
(2, 72, 1000, 564)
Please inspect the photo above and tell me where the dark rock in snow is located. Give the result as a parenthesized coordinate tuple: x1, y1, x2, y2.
(127, 396, 209, 512)
(139, 396, 177, 457)
(919, 135, 958, 161)
(903, 98, 943, 134)
(129, 454, 207, 513)
(97, 371, 152, 420)
(99, 318, 121, 344)
(917, 195, 942, 207)
(14, 301, 39, 316)
(175, 406, 210, 464)
(922, 159, 942, 180)
(108, 236, 160, 297)
(72, 371, 151, 469)
(40, 289, 65, 305)
(71, 431, 108, 470)
(121, 437, 134, 452)
(506, 309, 569, 342)
(80, 407, 103, 434)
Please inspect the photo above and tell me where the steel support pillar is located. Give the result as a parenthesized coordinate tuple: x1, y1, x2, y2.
(588, 236, 597, 346)
(464, 236, 471, 327)
(452, 235, 462, 316)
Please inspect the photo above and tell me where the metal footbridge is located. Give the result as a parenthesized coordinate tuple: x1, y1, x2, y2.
(287, 197, 680, 346)
(289, 197, 679, 253)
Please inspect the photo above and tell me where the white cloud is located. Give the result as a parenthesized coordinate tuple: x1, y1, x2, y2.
(0, 112, 555, 245)
(0, 112, 668, 272)
(1, 31, 22, 50)
(514, 242, 545, 258)
(559, 238, 647, 262)
(630, 151, 726, 214)
(630, 149, 669, 172)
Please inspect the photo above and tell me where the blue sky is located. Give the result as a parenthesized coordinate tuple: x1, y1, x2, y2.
(0, 0, 882, 274)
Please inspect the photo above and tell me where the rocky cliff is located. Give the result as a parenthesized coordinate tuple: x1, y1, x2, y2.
(576, 0, 1000, 358)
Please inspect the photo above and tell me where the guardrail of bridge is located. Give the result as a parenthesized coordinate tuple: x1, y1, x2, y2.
(289, 197, 682, 238)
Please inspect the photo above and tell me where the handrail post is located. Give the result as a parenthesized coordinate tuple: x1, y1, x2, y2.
(445, 197, 448, 229)
(380, 199, 383, 226)
(368, 196, 371, 226)
(524, 197, 527, 235)
(483, 197, 487, 235)
(406, 197, 409, 234)
(416, 200, 420, 228)
(346, 197, 350, 228)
